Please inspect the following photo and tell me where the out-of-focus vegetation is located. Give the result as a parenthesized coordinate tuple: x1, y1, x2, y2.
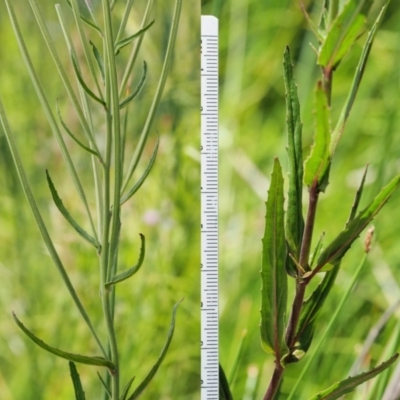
(0, 1, 199, 399)
(203, 0, 400, 398)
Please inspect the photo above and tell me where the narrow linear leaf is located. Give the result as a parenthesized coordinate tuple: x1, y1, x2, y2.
(283, 46, 304, 276)
(128, 300, 182, 399)
(89, 40, 105, 83)
(56, 101, 98, 157)
(315, 174, 400, 272)
(219, 364, 234, 400)
(64, 0, 102, 34)
(46, 170, 99, 249)
(105, 233, 145, 288)
(121, 377, 136, 400)
(121, 135, 159, 205)
(115, 20, 155, 55)
(120, 61, 148, 109)
(97, 372, 112, 399)
(318, 0, 372, 69)
(69, 362, 86, 400)
(304, 81, 331, 192)
(70, 53, 105, 106)
(308, 353, 399, 400)
(330, 3, 389, 155)
(260, 158, 288, 359)
(13, 313, 115, 370)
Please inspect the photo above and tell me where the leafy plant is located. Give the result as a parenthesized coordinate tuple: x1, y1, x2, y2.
(0, 0, 184, 398)
(219, 1, 399, 399)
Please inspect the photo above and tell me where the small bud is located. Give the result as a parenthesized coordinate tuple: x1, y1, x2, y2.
(364, 226, 375, 253)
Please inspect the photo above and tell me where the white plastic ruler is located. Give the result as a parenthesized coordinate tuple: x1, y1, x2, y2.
(201, 15, 219, 400)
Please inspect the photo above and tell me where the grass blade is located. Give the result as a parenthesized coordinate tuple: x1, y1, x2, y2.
(330, 2, 389, 155)
(69, 362, 86, 400)
(304, 81, 331, 192)
(13, 313, 114, 370)
(260, 158, 288, 359)
(127, 300, 182, 399)
(283, 46, 304, 276)
(105, 233, 145, 288)
(220, 364, 234, 400)
(308, 353, 399, 400)
(46, 170, 99, 249)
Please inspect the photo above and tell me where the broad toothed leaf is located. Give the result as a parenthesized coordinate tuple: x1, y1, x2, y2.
(260, 158, 288, 359)
(283, 46, 304, 276)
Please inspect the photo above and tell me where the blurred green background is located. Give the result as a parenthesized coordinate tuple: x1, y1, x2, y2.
(203, 0, 400, 399)
(0, 1, 199, 399)
(2, 0, 400, 399)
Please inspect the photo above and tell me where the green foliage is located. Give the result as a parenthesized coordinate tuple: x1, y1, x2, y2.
(208, 0, 400, 398)
(260, 158, 288, 359)
(309, 353, 399, 400)
(0, 0, 198, 398)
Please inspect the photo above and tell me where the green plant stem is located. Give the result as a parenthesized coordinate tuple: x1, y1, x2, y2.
(101, 0, 121, 397)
